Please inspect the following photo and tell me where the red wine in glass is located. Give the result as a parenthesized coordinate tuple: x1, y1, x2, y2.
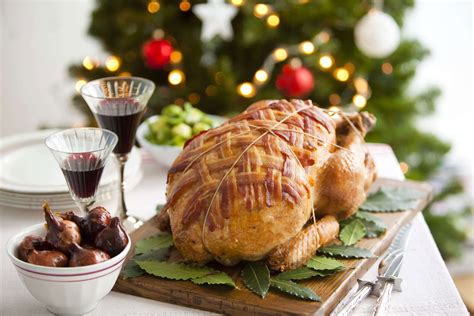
(61, 153, 104, 199)
(94, 99, 144, 154)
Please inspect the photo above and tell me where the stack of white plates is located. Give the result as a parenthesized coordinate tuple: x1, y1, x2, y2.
(0, 130, 143, 210)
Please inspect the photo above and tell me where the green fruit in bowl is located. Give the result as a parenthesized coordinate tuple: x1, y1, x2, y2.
(144, 103, 221, 147)
(193, 122, 211, 134)
(172, 123, 192, 139)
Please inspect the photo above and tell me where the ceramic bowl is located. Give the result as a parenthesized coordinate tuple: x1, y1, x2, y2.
(136, 114, 225, 168)
(6, 223, 131, 315)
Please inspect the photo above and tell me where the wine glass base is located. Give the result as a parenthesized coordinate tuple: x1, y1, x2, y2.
(121, 215, 144, 233)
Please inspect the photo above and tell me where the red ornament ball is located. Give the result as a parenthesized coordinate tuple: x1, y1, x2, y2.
(276, 64, 314, 97)
(142, 39, 173, 69)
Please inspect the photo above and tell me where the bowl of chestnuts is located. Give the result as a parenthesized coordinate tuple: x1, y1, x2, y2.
(6, 202, 130, 315)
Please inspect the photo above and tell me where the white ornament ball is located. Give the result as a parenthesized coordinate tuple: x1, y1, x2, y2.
(354, 10, 401, 58)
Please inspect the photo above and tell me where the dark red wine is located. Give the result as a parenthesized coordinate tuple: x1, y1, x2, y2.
(62, 153, 104, 199)
(95, 99, 143, 154)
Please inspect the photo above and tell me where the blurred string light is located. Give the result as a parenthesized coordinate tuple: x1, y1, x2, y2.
(168, 69, 185, 85)
(381, 62, 393, 74)
(170, 50, 183, 64)
(299, 41, 315, 54)
(231, 0, 245, 6)
(266, 14, 280, 27)
(105, 56, 121, 72)
(319, 54, 334, 69)
(179, 0, 191, 12)
(254, 4, 270, 17)
(273, 48, 288, 61)
(238, 82, 256, 98)
(334, 67, 349, 81)
(352, 94, 367, 109)
(354, 77, 368, 93)
(254, 70, 268, 83)
(399, 161, 409, 174)
(82, 56, 99, 70)
(75, 79, 87, 93)
(147, 0, 160, 13)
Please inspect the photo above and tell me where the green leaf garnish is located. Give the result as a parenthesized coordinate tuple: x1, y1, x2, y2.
(360, 187, 424, 212)
(191, 272, 236, 288)
(318, 244, 373, 258)
(340, 219, 366, 245)
(135, 234, 173, 254)
(136, 261, 214, 280)
(356, 211, 386, 227)
(122, 260, 145, 279)
(274, 267, 327, 281)
(306, 256, 344, 271)
(122, 247, 171, 279)
(270, 279, 321, 301)
(134, 248, 170, 261)
(241, 262, 270, 298)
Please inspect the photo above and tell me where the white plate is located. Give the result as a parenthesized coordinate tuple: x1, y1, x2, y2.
(0, 130, 141, 194)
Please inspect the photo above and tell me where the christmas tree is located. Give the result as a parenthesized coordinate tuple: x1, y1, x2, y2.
(69, 0, 467, 258)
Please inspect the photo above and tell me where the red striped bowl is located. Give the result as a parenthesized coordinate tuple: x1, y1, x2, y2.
(6, 223, 130, 314)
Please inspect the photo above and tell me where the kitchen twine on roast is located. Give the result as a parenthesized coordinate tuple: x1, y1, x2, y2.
(167, 102, 365, 248)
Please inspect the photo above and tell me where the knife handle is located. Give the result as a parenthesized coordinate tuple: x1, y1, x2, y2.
(330, 283, 373, 316)
(372, 280, 394, 316)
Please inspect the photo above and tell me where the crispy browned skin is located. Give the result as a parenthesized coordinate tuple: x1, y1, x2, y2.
(313, 112, 377, 219)
(267, 215, 339, 271)
(162, 100, 376, 269)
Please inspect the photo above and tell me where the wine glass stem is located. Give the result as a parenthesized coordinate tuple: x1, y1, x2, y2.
(116, 154, 129, 220)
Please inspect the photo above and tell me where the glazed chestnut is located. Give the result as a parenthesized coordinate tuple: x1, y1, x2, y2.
(27, 250, 68, 267)
(85, 206, 111, 242)
(43, 203, 81, 253)
(60, 207, 111, 243)
(95, 217, 128, 257)
(68, 243, 110, 267)
(17, 235, 52, 261)
(59, 211, 87, 231)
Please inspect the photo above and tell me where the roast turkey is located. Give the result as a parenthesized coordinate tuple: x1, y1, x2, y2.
(158, 99, 376, 271)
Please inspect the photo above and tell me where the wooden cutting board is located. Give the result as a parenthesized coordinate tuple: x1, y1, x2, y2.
(113, 179, 432, 315)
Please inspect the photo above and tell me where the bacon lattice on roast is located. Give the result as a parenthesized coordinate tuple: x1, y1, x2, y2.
(167, 100, 334, 231)
(162, 100, 351, 267)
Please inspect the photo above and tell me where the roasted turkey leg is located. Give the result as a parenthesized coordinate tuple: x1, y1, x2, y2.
(313, 112, 377, 219)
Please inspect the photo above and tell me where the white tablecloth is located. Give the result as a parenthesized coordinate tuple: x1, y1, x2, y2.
(0, 147, 468, 315)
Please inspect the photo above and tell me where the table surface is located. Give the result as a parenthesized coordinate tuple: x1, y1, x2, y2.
(0, 146, 468, 316)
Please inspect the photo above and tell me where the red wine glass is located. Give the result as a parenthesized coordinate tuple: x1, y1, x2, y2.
(80, 77, 155, 231)
(45, 128, 118, 214)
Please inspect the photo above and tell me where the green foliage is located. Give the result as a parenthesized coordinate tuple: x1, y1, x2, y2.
(360, 187, 424, 212)
(274, 267, 328, 281)
(269, 279, 320, 301)
(191, 272, 236, 287)
(136, 261, 215, 280)
(318, 244, 373, 259)
(306, 256, 345, 271)
(241, 262, 271, 298)
(339, 219, 366, 245)
(424, 209, 469, 260)
(135, 234, 173, 254)
(423, 177, 469, 260)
